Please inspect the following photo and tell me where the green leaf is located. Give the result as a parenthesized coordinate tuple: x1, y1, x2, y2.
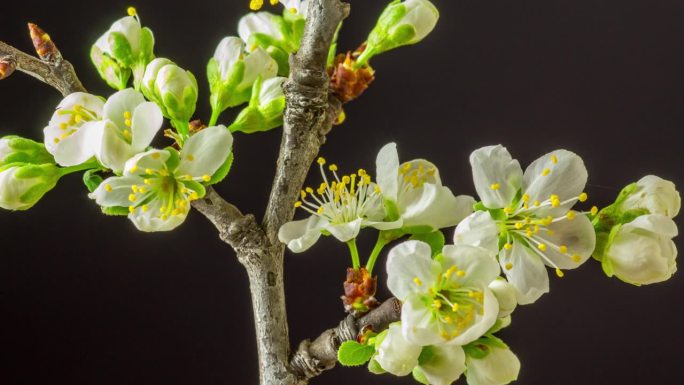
(83, 169, 104, 193)
(337, 341, 375, 367)
(410, 231, 445, 256)
(367, 357, 386, 375)
(412, 367, 430, 385)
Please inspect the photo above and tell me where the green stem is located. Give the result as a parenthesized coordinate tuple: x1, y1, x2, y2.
(171, 120, 190, 143)
(347, 239, 361, 269)
(59, 161, 101, 176)
(209, 107, 221, 127)
(365, 232, 390, 275)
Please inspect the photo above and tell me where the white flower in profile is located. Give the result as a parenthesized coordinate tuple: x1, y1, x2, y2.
(43, 92, 105, 167)
(375, 142, 475, 232)
(238, 12, 284, 46)
(454, 145, 596, 304)
(278, 157, 399, 252)
(376, 323, 467, 385)
(602, 214, 678, 285)
(465, 343, 521, 385)
(619, 175, 680, 218)
(488, 278, 517, 318)
(280, 0, 309, 17)
(90, 126, 233, 232)
(386, 240, 500, 346)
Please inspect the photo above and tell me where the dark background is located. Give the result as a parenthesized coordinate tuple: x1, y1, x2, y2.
(1, 0, 683, 384)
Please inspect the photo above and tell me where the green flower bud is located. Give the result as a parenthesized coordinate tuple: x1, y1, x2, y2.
(357, 0, 439, 66)
(229, 76, 287, 133)
(91, 9, 155, 90)
(0, 136, 55, 166)
(238, 11, 301, 75)
(142, 59, 198, 127)
(0, 163, 62, 210)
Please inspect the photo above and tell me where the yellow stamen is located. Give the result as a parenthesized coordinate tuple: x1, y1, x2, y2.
(432, 300, 442, 310)
(551, 154, 558, 164)
(317, 157, 326, 165)
(151, 153, 161, 159)
(490, 183, 501, 190)
(128, 194, 137, 202)
(522, 193, 530, 202)
(504, 243, 513, 250)
(538, 243, 547, 251)
(505, 263, 513, 270)
(541, 168, 551, 176)
(129, 206, 135, 213)
(187, 154, 195, 161)
(202, 175, 211, 182)
(329, 164, 338, 172)
(559, 245, 568, 254)
(413, 277, 422, 286)
(566, 211, 577, 220)
(142, 205, 149, 212)
(591, 206, 599, 215)
(452, 303, 459, 312)
(294, 201, 302, 208)
(249, 0, 264, 10)
(578, 192, 588, 202)
(456, 270, 466, 277)
(104, 184, 113, 192)
(127, 6, 137, 16)
(555, 268, 565, 278)
(129, 165, 139, 173)
(572, 255, 582, 263)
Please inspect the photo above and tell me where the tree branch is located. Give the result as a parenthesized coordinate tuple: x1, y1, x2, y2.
(0, 24, 84, 96)
(290, 298, 402, 380)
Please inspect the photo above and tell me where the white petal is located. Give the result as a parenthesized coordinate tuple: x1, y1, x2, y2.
(324, 218, 363, 243)
(177, 126, 233, 179)
(523, 149, 587, 217)
(214, 37, 245, 79)
(103, 88, 145, 130)
(375, 323, 421, 377)
(441, 244, 501, 286)
(123, 149, 170, 176)
(420, 344, 466, 385)
(453, 211, 500, 256)
(109, 16, 142, 56)
(238, 12, 283, 43)
(278, 216, 325, 253)
(97, 120, 134, 173)
(465, 345, 521, 385)
(401, 295, 443, 346)
(533, 213, 596, 269)
(241, 48, 278, 89)
(489, 278, 518, 318)
(386, 240, 440, 300)
(376, 142, 400, 202)
(52, 121, 103, 167)
(446, 288, 498, 346)
(131, 102, 163, 152)
(500, 241, 549, 305)
(623, 213, 678, 237)
(88, 176, 144, 207)
(401, 185, 475, 230)
(470, 145, 523, 209)
(129, 199, 189, 232)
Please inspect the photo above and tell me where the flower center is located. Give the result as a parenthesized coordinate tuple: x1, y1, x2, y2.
(54, 104, 99, 144)
(398, 161, 437, 192)
(124, 166, 200, 221)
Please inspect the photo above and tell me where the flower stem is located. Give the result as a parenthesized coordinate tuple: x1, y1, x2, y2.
(347, 239, 361, 269)
(209, 107, 221, 127)
(365, 232, 390, 275)
(58, 161, 101, 176)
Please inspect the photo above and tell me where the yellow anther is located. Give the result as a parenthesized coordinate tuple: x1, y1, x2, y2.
(270, 0, 279, 4)
(124, 119, 132, 128)
(335, 110, 346, 124)
(54, 138, 60, 143)
(305, 187, 314, 194)
(151, 153, 161, 159)
(128, 194, 137, 202)
(144, 179, 152, 185)
(202, 175, 211, 182)
(104, 184, 113, 192)
(526, 229, 533, 237)
(249, 0, 264, 10)
(555, 268, 565, 278)
(316, 206, 325, 214)
(566, 211, 577, 220)
(543, 216, 554, 226)
(289, 7, 298, 14)
(578, 192, 588, 202)
(74, 114, 83, 123)
(161, 214, 168, 221)
(357, 169, 367, 176)
(542, 168, 551, 176)
(188, 192, 199, 201)
(329, 164, 338, 172)
(129, 165, 139, 173)
(523, 203, 529, 209)
(341, 175, 350, 184)
(123, 111, 132, 119)
(514, 222, 524, 230)
(504, 243, 513, 250)
(522, 193, 530, 202)
(551, 154, 558, 164)
(139, 187, 147, 194)
(533, 225, 540, 234)
(444, 316, 454, 324)
(456, 270, 466, 277)
(440, 331, 450, 339)
(374, 185, 381, 194)
(59, 122, 68, 130)
(503, 207, 513, 214)
(432, 300, 442, 310)
(505, 263, 513, 270)
(534, 200, 540, 207)
(591, 206, 599, 215)
(490, 183, 501, 190)
(559, 245, 568, 254)
(142, 205, 149, 212)
(187, 154, 195, 161)
(444, 266, 457, 278)
(131, 185, 139, 193)
(300, 190, 307, 199)
(413, 277, 422, 286)
(572, 255, 582, 263)
(60, 133, 69, 140)
(317, 157, 326, 165)
(129, 205, 135, 213)
(127, 6, 137, 16)
(538, 243, 547, 251)
(294, 201, 302, 208)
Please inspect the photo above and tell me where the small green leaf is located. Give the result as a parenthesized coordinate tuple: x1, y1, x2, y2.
(410, 231, 445, 256)
(83, 169, 104, 193)
(337, 341, 375, 367)
(367, 356, 386, 375)
(412, 367, 430, 385)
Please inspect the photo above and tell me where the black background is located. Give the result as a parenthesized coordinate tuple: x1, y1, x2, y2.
(2, 0, 683, 384)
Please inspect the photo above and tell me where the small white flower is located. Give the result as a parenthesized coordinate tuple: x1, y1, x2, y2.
(602, 214, 678, 285)
(43, 92, 105, 167)
(455, 145, 596, 304)
(376, 323, 467, 385)
(89, 126, 233, 232)
(280, 0, 309, 17)
(238, 12, 285, 45)
(619, 175, 680, 218)
(375, 142, 475, 232)
(213, 37, 246, 80)
(278, 157, 398, 252)
(386, 240, 500, 346)
(488, 278, 517, 318)
(94, 15, 143, 59)
(395, 0, 440, 44)
(465, 343, 521, 385)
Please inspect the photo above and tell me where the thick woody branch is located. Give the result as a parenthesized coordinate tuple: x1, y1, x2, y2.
(0, 24, 84, 96)
(290, 298, 402, 380)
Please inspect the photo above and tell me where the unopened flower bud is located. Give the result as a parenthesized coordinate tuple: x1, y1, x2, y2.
(0, 163, 62, 210)
(229, 76, 286, 133)
(142, 59, 198, 126)
(0, 136, 54, 166)
(0, 57, 16, 80)
(618, 175, 680, 219)
(238, 11, 299, 75)
(358, 0, 439, 66)
(28, 23, 61, 63)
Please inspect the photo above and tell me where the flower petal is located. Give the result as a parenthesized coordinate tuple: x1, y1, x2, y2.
(500, 240, 549, 305)
(52, 121, 103, 167)
(446, 288, 498, 346)
(131, 102, 163, 152)
(453, 211, 500, 256)
(89, 175, 144, 207)
(401, 184, 475, 230)
(470, 145, 523, 209)
(176, 126, 233, 179)
(129, 199, 189, 232)
(523, 149, 587, 217)
(533, 213, 596, 270)
(123, 149, 170, 176)
(278, 216, 325, 253)
(386, 240, 440, 300)
(401, 295, 443, 346)
(420, 344, 466, 385)
(375, 142, 400, 202)
(375, 323, 421, 377)
(324, 218, 363, 243)
(441, 244, 501, 286)
(623, 213, 679, 237)
(97, 120, 133, 173)
(103, 88, 145, 130)
(465, 345, 521, 385)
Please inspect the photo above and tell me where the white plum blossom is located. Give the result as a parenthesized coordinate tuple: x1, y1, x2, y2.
(454, 145, 597, 304)
(238, 12, 285, 47)
(375, 142, 475, 232)
(90, 126, 233, 232)
(465, 343, 521, 385)
(375, 323, 467, 385)
(619, 175, 680, 218)
(386, 240, 500, 346)
(280, 0, 309, 17)
(278, 157, 400, 252)
(602, 214, 678, 285)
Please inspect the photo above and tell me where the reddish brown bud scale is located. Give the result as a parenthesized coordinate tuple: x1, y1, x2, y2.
(189, 119, 207, 134)
(28, 23, 61, 63)
(328, 50, 375, 104)
(0, 57, 16, 80)
(341, 267, 380, 316)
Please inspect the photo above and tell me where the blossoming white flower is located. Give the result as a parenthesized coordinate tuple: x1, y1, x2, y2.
(488, 278, 517, 318)
(454, 145, 597, 304)
(601, 214, 678, 285)
(619, 175, 680, 218)
(386, 240, 500, 346)
(43, 92, 105, 167)
(375, 142, 475, 232)
(280, 0, 309, 17)
(376, 323, 467, 385)
(238, 12, 285, 46)
(465, 343, 520, 385)
(0, 163, 61, 210)
(278, 157, 399, 252)
(89, 126, 233, 232)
